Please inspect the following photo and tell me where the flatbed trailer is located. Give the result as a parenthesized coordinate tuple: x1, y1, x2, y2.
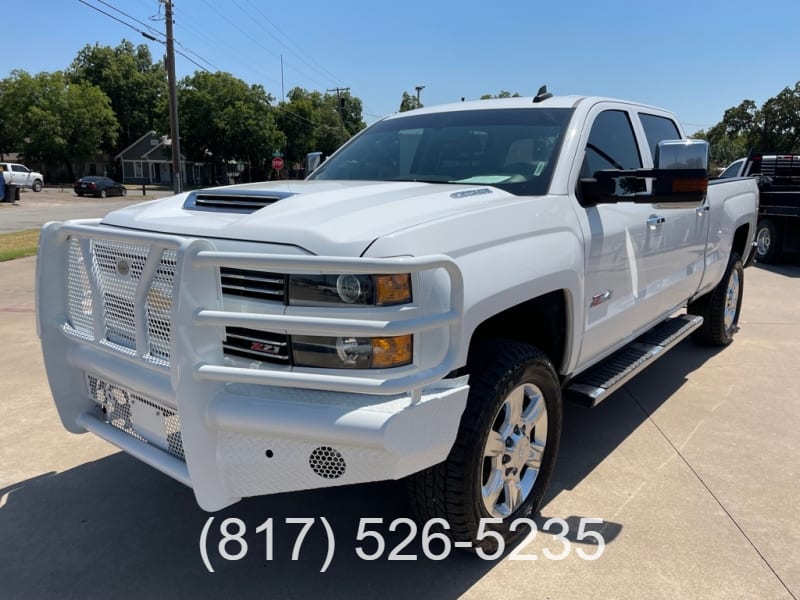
(744, 154, 800, 263)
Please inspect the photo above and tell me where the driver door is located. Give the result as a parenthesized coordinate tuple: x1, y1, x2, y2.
(572, 107, 673, 367)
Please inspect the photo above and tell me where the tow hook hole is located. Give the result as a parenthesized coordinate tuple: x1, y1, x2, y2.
(265, 449, 274, 458)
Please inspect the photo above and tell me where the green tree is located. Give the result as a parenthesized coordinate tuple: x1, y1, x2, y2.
(0, 70, 118, 178)
(480, 90, 521, 99)
(67, 40, 167, 151)
(276, 87, 365, 164)
(758, 83, 800, 152)
(693, 83, 800, 168)
(399, 91, 422, 112)
(178, 71, 284, 177)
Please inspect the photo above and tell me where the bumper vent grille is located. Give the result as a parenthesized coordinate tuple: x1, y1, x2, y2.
(184, 190, 295, 213)
(88, 374, 185, 461)
(224, 326, 291, 364)
(309, 446, 346, 479)
(220, 267, 286, 302)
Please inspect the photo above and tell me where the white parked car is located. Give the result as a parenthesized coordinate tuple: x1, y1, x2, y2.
(0, 162, 44, 191)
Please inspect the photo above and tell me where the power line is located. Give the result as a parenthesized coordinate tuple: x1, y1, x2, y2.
(77, 0, 161, 40)
(236, 0, 345, 87)
(89, 0, 163, 38)
(76, 0, 218, 75)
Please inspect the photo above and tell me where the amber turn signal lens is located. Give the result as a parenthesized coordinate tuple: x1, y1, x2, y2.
(370, 335, 413, 368)
(374, 274, 412, 306)
(672, 178, 708, 193)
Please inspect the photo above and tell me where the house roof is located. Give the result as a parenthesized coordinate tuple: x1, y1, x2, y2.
(114, 130, 158, 160)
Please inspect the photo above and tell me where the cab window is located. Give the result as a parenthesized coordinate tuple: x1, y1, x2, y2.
(639, 114, 682, 161)
(581, 110, 642, 179)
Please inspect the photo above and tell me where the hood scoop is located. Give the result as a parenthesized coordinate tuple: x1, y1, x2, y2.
(184, 189, 296, 213)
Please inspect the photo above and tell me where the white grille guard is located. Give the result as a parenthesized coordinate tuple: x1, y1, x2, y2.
(37, 219, 469, 510)
(38, 219, 464, 396)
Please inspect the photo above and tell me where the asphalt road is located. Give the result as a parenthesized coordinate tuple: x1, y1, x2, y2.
(0, 200, 798, 599)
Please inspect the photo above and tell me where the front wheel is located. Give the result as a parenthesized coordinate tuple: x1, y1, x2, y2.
(32, 179, 43, 192)
(120, 187, 127, 196)
(689, 252, 744, 346)
(407, 340, 562, 552)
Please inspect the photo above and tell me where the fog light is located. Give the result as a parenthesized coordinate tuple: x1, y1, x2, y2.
(336, 336, 371, 366)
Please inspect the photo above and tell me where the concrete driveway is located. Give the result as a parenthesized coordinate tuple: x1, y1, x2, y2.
(0, 252, 798, 599)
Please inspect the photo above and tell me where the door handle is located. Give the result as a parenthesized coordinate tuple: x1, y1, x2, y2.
(696, 205, 710, 215)
(647, 215, 665, 229)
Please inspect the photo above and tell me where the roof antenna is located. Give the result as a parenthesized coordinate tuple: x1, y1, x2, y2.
(533, 85, 553, 103)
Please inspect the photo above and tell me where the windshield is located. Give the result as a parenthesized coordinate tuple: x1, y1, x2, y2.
(309, 107, 573, 196)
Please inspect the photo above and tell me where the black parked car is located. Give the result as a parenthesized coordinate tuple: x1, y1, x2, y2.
(74, 176, 127, 198)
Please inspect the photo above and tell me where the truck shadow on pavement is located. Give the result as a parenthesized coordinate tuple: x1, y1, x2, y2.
(0, 341, 723, 600)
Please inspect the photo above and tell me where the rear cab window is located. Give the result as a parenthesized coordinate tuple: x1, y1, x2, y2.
(638, 113, 682, 163)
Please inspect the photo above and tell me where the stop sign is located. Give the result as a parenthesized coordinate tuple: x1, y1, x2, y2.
(271, 157, 284, 170)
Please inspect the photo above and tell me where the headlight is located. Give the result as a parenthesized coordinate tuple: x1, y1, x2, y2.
(293, 334, 413, 369)
(288, 274, 411, 306)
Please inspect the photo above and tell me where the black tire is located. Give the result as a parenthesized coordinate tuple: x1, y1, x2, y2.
(407, 340, 562, 553)
(75, 192, 84, 197)
(689, 252, 744, 346)
(32, 179, 43, 192)
(754, 218, 783, 264)
(120, 187, 127, 196)
(99, 189, 107, 198)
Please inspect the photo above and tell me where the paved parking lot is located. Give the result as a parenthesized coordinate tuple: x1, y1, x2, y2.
(0, 187, 174, 233)
(0, 202, 798, 598)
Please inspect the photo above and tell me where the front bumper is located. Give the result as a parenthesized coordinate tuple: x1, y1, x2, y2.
(36, 220, 468, 511)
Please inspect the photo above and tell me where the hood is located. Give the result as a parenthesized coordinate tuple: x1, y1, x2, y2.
(101, 180, 512, 256)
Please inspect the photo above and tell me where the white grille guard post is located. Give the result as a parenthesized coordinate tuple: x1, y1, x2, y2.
(37, 220, 469, 512)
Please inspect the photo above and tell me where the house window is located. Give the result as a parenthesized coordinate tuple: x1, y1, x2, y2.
(134, 161, 143, 178)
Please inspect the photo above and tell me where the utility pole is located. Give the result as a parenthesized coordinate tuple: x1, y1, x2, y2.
(415, 85, 426, 106)
(327, 87, 350, 139)
(164, 0, 182, 194)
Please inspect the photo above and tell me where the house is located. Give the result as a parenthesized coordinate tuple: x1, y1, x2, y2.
(115, 131, 213, 186)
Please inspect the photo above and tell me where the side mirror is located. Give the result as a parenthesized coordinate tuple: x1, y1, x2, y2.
(580, 139, 709, 206)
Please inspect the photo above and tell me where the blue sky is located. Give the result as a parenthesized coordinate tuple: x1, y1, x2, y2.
(5, 0, 800, 133)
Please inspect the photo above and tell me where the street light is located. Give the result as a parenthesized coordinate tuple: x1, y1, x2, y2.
(415, 85, 426, 105)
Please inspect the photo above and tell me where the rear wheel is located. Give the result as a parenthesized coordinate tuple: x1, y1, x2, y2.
(407, 340, 562, 552)
(754, 218, 783, 264)
(99, 189, 107, 198)
(689, 252, 744, 346)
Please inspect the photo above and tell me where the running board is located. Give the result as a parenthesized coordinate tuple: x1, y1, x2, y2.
(566, 314, 703, 407)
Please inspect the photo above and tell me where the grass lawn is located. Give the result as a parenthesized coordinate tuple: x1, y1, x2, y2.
(0, 229, 39, 262)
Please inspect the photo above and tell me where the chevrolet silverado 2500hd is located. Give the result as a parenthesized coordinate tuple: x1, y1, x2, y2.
(36, 94, 758, 550)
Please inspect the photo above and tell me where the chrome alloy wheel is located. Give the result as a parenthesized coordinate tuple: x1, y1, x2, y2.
(481, 383, 548, 518)
(756, 227, 771, 256)
(724, 268, 741, 331)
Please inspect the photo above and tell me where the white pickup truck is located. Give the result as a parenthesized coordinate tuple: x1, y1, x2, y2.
(36, 93, 758, 551)
(0, 162, 44, 192)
